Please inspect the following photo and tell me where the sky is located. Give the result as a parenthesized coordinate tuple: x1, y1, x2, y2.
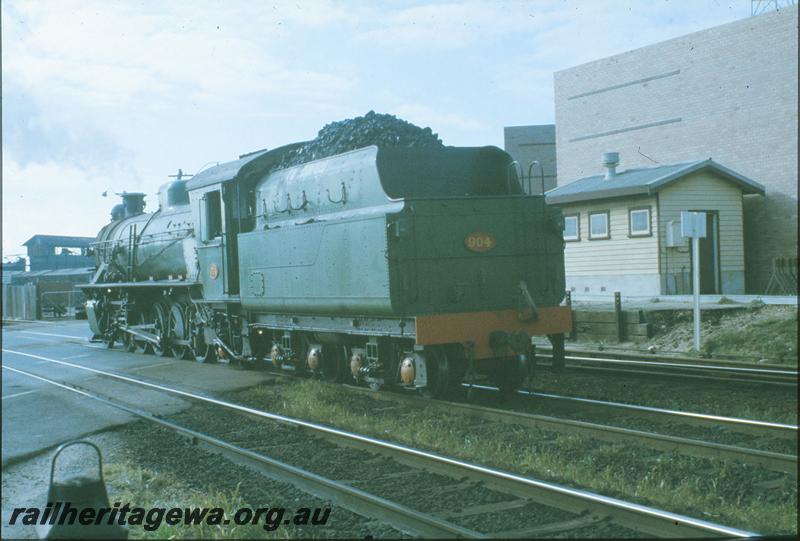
(1, 0, 754, 259)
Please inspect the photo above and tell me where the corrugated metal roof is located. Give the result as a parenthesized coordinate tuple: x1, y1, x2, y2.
(545, 159, 765, 205)
(22, 235, 94, 247)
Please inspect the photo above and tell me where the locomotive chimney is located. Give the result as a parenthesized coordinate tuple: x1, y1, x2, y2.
(120, 192, 146, 218)
(602, 152, 619, 179)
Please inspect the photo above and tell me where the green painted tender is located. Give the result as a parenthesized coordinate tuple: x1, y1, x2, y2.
(239, 145, 565, 317)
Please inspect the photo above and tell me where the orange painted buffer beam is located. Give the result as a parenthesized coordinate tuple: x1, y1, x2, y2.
(415, 306, 572, 360)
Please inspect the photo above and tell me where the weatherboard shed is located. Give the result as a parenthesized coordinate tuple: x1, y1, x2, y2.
(545, 154, 765, 296)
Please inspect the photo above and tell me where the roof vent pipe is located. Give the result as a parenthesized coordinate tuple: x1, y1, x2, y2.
(602, 152, 619, 179)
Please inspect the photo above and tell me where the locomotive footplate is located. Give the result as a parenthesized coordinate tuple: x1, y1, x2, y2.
(78, 279, 197, 289)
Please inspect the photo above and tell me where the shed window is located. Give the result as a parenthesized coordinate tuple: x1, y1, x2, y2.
(629, 208, 651, 236)
(589, 211, 610, 240)
(563, 214, 580, 241)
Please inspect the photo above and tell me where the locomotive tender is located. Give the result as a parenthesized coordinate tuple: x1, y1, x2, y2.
(81, 143, 571, 396)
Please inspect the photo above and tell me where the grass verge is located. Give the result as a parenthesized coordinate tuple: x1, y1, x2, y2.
(234, 379, 797, 536)
(104, 461, 300, 539)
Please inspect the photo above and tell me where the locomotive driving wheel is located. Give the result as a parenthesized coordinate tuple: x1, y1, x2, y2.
(126, 310, 153, 354)
(151, 301, 172, 357)
(187, 304, 215, 363)
(168, 301, 192, 360)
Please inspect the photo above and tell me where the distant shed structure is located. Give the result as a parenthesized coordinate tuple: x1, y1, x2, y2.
(23, 235, 95, 271)
(546, 155, 764, 296)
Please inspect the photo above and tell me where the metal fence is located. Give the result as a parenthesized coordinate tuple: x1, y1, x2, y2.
(40, 289, 85, 318)
(2, 283, 38, 320)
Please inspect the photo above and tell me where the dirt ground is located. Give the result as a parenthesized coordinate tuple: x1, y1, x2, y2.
(622, 304, 797, 363)
(563, 303, 797, 364)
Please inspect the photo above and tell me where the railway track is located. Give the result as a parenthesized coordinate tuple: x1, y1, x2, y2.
(340, 384, 797, 476)
(8, 328, 796, 443)
(3, 348, 759, 538)
(535, 346, 798, 387)
(509, 387, 798, 441)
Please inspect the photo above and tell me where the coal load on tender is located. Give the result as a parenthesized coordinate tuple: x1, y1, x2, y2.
(272, 110, 444, 171)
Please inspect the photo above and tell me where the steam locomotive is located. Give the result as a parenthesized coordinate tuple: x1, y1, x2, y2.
(80, 143, 571, 396)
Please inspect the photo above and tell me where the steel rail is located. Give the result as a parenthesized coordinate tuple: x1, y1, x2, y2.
(340, 384, 797, 476)
(532, 351, 797, 388)
(536, 345, 796, 372)
(554, 354, 798, 376)
(2, 349, 758, 538)
(2, 364, 483, 539)
(464, 383, 797, 440)
(535, 356, 796, 387)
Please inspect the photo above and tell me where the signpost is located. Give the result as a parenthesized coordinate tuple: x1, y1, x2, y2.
(681, 211, 707, 351)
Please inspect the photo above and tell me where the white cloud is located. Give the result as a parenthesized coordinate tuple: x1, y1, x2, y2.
(1, 155, 138, 255)
(392, 103, 483, 142)
(356, 1, 547, 52)
(3, 0, 357, 114)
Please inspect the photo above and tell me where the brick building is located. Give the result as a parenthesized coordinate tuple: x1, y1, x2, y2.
(553, 7, 798, 293)
(503, 125, 557, 194)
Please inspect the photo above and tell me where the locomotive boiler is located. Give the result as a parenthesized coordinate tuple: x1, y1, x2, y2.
(92, 181, 195, 284)
(80, 142, 571, 396)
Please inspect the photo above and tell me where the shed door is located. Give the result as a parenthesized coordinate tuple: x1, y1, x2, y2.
(690, 211, 720, 294)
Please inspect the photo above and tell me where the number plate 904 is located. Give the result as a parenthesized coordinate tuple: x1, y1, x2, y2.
(464, 232, 496, 253)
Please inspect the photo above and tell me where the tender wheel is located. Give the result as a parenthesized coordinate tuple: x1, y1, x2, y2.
(424, 347, 452, 399)
(323, 346, 347, 382)
(169, 301, 192, 360)
(307, 345, 345, 382)
(493, 357, 526, 397)
(151, 302, 173, 357)
(187, 304, 215, 363)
